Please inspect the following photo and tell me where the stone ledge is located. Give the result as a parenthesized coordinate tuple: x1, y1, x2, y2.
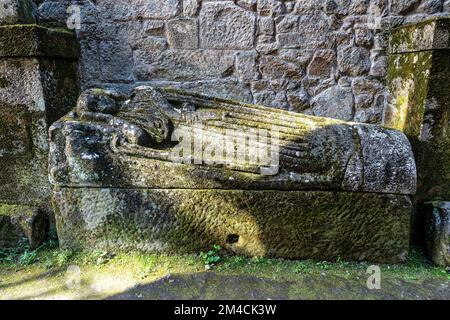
(390, 17, 450, 54)
(0, 24, 79, 59)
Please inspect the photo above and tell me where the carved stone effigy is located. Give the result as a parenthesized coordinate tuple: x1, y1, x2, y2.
(50, 87, 417, 263)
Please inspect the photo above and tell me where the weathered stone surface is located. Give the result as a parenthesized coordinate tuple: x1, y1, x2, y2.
(0, 204, 49, 249)
(0, 25, 79, 59)
(166, 18, 198, 49)
(200, 2, 256, 49)
(135, 0, 180, 19)
(237, 0, 257, 11)
(132, 37, 168, 80)
(277, 11, 336, 49)
(307, 50, 336, 78)
(147, 50, 236, 81)
(99, 41, 133, 82)
(259, 55, 304, 80)
(53, 188, 411, 263)
(338, 46, 371, 76)
(236, 51, 258, 81)
(354, 27, 374, 47)
(390, 17, 450, 53)
(385, 52, 433, 137)
(385, 18, 450, 202)
(287, 89, 310, 112)
(183, 0, 200, 17)
(0, 25, 79, 214)
(390, 0, 421, 15)
(257, 0, 285, 16)
(310, 85, 354, 121)
(0, 104, 30, 157)
(0, 56, 79, 207)
(258, 16, 274, 36)
(416, 0, 444, 15)
(385, 17, 449, 250)
(424, 202, 450, 266)
(0, 0, 34, 25)
(356, 124, 418, 194)
(159, 79, 254, 103)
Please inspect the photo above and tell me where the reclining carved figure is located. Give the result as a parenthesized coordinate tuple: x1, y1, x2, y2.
(50, 86, 417, 263)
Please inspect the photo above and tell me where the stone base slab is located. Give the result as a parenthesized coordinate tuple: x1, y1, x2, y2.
(53, 188, 412, 263)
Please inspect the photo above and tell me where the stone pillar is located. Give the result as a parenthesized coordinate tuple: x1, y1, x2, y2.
(0, 0, 79, 248)
(386, 18, 449, 201)
(385, 17, 450, 264)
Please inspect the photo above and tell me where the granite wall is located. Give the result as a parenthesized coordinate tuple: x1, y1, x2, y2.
(35, 0, 450, 122)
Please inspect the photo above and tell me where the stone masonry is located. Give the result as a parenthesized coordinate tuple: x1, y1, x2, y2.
(385, 17, 449, 265)
(35, 0, 450, 123)
(0, 0, 80, 248)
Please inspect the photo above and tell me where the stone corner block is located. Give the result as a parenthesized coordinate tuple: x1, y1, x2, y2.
(390, 17, 450, 53)
(0, 24, 79, 59)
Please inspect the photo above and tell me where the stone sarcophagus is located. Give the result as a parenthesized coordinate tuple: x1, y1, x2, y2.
(50, 87, 416, 263)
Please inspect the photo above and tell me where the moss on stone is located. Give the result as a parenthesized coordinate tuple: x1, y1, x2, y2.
(386, 51, 433, 137)
(386, 44, 449, 201)
(0, 24, 79, 59)
(390, 17, 450, 53)
(0, 203, 34, 217)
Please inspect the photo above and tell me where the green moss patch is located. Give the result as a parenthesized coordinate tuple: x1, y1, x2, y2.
(0, 24, 79, 59)
(0, 203, 34, 218)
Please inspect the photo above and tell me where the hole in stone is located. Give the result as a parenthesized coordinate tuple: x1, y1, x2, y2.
(226, 234, 239, 244)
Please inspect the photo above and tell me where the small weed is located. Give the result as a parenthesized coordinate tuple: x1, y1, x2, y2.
(232, 256, 247, 265)
(57, 250, 74, 265)
(45, 230, 59, 248)
(293, 263, 310, 274)
(316, 261, 331, 270)
(404, 274, 419, 281)
(200, 245, 222, 269)
(18, 250, 37, 266)
(251, 256, 269, 264)
(93, 251, 116, 265)
(0, 248, 18, 264)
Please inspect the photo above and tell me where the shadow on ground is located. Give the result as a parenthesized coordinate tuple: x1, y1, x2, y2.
(107, 272, 450, 300)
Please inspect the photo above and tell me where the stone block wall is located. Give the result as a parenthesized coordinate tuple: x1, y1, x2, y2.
(35, 0, 450, 122)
